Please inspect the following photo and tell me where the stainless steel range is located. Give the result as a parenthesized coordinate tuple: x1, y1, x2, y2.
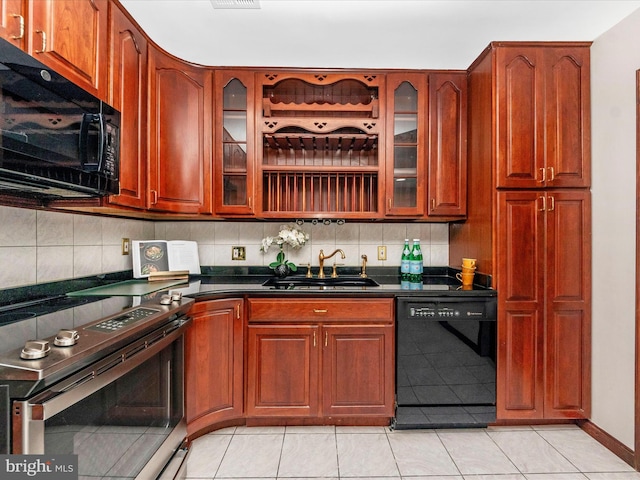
(0, 294, 193, 480)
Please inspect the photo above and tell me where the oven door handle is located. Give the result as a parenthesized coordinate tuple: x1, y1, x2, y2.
(27, 317, 190, 422)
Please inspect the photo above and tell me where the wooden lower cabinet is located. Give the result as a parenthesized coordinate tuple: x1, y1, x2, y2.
(322, 324, 394, 417)
(246, 298, 395, 423)
(496, 190, 591, 419)
(185, 298, 243, 436)
(246, 325, 320, 417)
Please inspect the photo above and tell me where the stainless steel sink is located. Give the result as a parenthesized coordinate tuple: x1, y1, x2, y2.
(262, 276, 380, 288)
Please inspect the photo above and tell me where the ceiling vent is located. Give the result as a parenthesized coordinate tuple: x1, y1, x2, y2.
(210, 0, 261, 9)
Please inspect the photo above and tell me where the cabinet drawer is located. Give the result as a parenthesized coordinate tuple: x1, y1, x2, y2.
(248, 298, 393, 323)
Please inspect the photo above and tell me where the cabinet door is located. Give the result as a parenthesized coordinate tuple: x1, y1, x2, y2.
(543, 47, 591, 188)
(544, 190, 591, 418)
(495, 47, 545, 188)
(0, 0, 25, 48)
(185, 299, 243, 433)
(496, 191, 545, 418)
(496, 190, 591, 420)
(246, 325, 320, 417)
(106, 5, 147, 209)
(214, 71, 255, 215)
(322, 324, 394, 417)
(147, 46, 212, 213)
(385, 73, 426, 216)
(28, 0, 108, 100)
(427, 72, 467, 217)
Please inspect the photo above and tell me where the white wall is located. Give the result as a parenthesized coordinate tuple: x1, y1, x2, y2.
(591, 8, 640, 449)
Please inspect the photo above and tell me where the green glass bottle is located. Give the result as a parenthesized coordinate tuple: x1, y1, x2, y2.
(409, 238, 423, 288)
(400, 239, 411, 282)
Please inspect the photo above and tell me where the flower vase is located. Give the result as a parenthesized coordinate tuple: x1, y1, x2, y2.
(273, 263, 291, 278)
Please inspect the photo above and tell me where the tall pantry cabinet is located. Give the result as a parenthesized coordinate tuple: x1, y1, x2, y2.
(450, 42, 591, 420)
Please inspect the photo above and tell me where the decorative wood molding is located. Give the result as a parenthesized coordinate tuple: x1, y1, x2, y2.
(580, 420, 635, 468)
(635, 68, 640, 470)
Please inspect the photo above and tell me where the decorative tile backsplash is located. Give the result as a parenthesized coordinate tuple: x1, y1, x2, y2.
(0, 205, 449, 289)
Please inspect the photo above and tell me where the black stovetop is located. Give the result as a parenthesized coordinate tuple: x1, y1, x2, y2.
(0, 295, 108, 326)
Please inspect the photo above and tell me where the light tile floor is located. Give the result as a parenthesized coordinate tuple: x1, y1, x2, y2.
(185, 424, 640, 479)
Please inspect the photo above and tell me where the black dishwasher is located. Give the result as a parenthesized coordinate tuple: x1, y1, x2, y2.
(394, 296, 497, 429)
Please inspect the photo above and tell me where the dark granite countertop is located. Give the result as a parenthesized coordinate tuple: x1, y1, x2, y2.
(0, 266, 495, 328)
(183, 266, 495, 300)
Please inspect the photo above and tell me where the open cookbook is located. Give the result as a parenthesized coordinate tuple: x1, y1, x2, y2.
(132, 240, 201, 279)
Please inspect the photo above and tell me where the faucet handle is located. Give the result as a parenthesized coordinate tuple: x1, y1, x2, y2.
(306, 263, 312, 278)
(331, 263, 344, 278)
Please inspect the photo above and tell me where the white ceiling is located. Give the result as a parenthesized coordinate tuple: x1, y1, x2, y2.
(119, 0, 640, 70)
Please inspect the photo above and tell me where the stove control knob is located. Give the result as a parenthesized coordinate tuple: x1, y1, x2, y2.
(54, 329, 79, 347)
(20, 340, 50, 360)
(160, 295, 172, 305)
(171, 292, 182, 302)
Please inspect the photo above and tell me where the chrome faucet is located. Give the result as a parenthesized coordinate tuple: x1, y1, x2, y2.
(318, 249, 345, 278)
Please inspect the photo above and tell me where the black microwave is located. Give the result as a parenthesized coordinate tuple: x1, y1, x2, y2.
(0, 38, 120, 199)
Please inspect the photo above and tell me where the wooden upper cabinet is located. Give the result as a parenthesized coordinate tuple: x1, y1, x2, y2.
(385, 73, 426, 216)
(495, 47, 541, 188)
(147, 46, 213, 214)
(495, 45, 590, 188)
(106, 4, 147, 209)
(214, 70, 256, 216)
(0, 0, 25, 48)
(28, 0, 109, 100)
(257, 72, 384, 219)
(543, 47, 591, 188)
(427, 72, 467, 217)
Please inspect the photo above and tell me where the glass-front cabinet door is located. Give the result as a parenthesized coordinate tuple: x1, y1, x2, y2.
(214, 71, 255, 215)
(385, 73, 426, 216)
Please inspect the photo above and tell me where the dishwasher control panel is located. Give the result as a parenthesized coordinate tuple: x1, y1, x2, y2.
(409, 305, 460, 318)
(396, 298, 497, 321)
